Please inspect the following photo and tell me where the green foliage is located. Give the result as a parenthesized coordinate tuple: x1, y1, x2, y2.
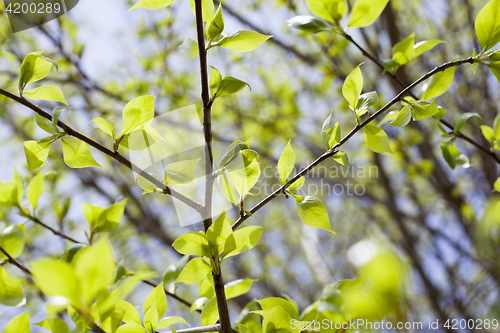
(35, 318, 71, 333)
(129, 0, 175, 10)
(277, 140, 295, 184)
(441, 142, 469, 169)
(201, 297, 218, 326)
(411, 99, 439, 121)
(207, 5, 224, 40)
(474, 0, 500, 52)
(216, 77, 250, 98)
(143, 303, 158, 333)
(157, 316, 190, 329)
(287, 15, 332, 34)
(165, 159, 200, 185)
(348, 0, 389, 28)
(0, 266, 25, 306)
(180, 38, 199, 58)
(176, 258, 212, 285)
(189, 0, 215, 22)
(26, 172, 45, 210)
(305, 0, 347, 23)
(5, 313, 30, 333)
(83, 200, 127, 235)
(422, 66, 456, 100)
(209, 31, 272, 52)
(23, 86, 67, 105)
(173, 232, 210, 257)
(225, 279, 255, 299)
(455, 112, 483, 132)
(0, 224, 26, 259)
(293, 195, 334, 233)
(143, 283, 167, 318)
(342, 65, 363, 113)
(222, 226, 265, 259)
(389, 105, 412, 127)
(121, 96, 156, 137)
(24, 140, 51, 171)
(18, 51, 57, 94)
(363, 124, 392, 153)
(62, 138, 100, 168)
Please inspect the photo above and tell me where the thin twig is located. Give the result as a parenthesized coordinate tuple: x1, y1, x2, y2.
(0, 87, 204, 213)
(163, 325, 221, 333)
(0, 245, 32, 275)
(28, 216, 84, 244)
(231, 58, 475, 230)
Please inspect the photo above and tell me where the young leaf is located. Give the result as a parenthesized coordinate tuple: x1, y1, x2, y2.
(287, 15, 332, 34)
(157, 317, 190, 329)
(495, 178, 500, 192)
(92, 117, 115, 138)
(24, 140, 51, 171)
(165, 159, 200, 186)
(348, 0, 390, 28)
(52, 107, 69, 133)
(36, 113, 58, 134)
(414, 40, 445, 58)
(209, 67, 222, 97)
(0, 266, 25, 307)
(480, 125, 495, 142)
(262, 307, 294, 333)
(23, 86, 68, 105)
(206, 212, 232, 256)
(454, 112, 483, 132)
(143, 282, 167, 318)
(83, 200, 127, 233)
(210, 31, 272, 52)
(277, 140, 295, 184)
(392, 33, 415, 66)
(323, 122, 341, 148)
(116, 323, 148, 333)
(19, 51, 57, 93)
(363, 124, 393, 153)
(474, 0, 500, 51)
(222, 226, 265, 259)
(441, 142, 469, 169)
(225, 279, 255, 300)
(27, 172, 45, 210)
(389, 105, 412, 127)
(493, 113, 500, 140)
(207, 5, 224, 40)
(321, 112, 333, 149)
(305, 0, 347, 23)
(35, 318, 70, 333)
(62, 138, 101, 168)
(129, 0, 175, 11)
(189, 0, 215, 22)
(412, 99, 439, 121)
(332, 151, 349, 166)
(143, 303, 158, 333)
(422, 66, 456, 100)
(31, 259, 80, 303)
(216, 77, 249, 97)
(5, 313, 30, 333)
(176, 258, 212, 285)
(0, 225, 26, 259)
(288, 177, 305, 191)
(172, 232, 210, 257)
(293, 195, 334, 233)
(180, 38, 199, 58)
(116, 300, 142, 325)
(257, 297, 299, 319)
(121, 96, 156, 136)
(201, 297, 219, 326)
(342, 65, 363, 111)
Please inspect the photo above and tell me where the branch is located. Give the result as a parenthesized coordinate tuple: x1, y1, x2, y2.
(142, 279, 202, 313)
(162, 325, 221, 333)
(232, 57, 475, 230)
(0, 87, 204, 213)
(344, 33, 500, 165)
(27, 215, 84, 244)
(0, 245, 32, 276)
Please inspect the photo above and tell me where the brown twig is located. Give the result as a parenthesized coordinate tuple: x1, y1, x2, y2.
(0, 245, 32, 276)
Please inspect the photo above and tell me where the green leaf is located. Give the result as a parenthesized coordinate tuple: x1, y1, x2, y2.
(35, 318, 70, 333)
(19, 51, 57, 93)
(389, 105, 412, 127)
(225, 279, 255, 300)
(323, 122, 341, 148)
(356, 91, 378, 110)
(488, 61, 500, 84)
(216, 77, 250, 98)
(262, 307, 294, 333)
(121, 96, 156, 136)
(143, 282, 167, 318)
(412, 99, 439, 121)
(120, 126, 164, 151)
(348, 0, 389, 28)
(222, 226, 265, 259)
(198, 275, 215, 299)
(494, 113, 500, 140)
(455, 112, 483, 132)
(173, 232, 210, 257)
(210, 31, 272, 52)
(321, 112, 333, 149)
(293, 195, 334, 233)
(257, 297, 299, 319)
(441, 142, 469, 169)
(481, 125, 495, 142)
(277, 140, 295, 184)
(165, 159, 200, 185)
(0, 225, 26, 259)
(180, 38, 199, 58)
(475, 0, 500, 51)
(362, 124, 393, 153)
(129, 0, 175, 10)
(27, 172, 45, 210)
(494, 178, 500, 192)
(36, 113, 58, 134)
(0, 266, 25, 306)
(116, 323, 148, 333)
(287, 15, 332, 33)
(189, 0, 215, 22)
(83, 200, 127, 233)
(62, 138, 100, 168)
(5, 313, 30, 333)
(31, 259, 80, 304)
(342, 65, 363, 111)
(201, 297, 219, 326)
(23, 86, 67, 105)
(176, 258, 212, 285)
(332, 151, 349, 166)
(116, 300, 142, 325)
(157, 317, 190, 329)
(209, 67, 222, 97)
(207, 5, 224, 40)
(206, 212, 232, 256)
(52, 107, 69, 133)
(422, 66, 456, 100)
(24, 140, 51, 171)
(143, 303, 158, 333)
(414, 40, 445, 58)
(288, 177, 305, 191)
(91, 117, 115, 138)
(392, 33, 415, 66)
(305, 0, 347, 23)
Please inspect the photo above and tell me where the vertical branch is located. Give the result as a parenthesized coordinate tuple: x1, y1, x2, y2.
(193, 2, 231, 333)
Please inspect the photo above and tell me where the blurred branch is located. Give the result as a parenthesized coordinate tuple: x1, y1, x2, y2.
(0, 245, 32, 276)
(26, 215, 85, 244)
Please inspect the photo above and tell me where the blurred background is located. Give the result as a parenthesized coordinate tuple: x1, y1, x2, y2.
(0, 0, 499, 331)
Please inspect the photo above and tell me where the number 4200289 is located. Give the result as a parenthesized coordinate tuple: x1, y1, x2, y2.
(5, 2, 63, 14)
